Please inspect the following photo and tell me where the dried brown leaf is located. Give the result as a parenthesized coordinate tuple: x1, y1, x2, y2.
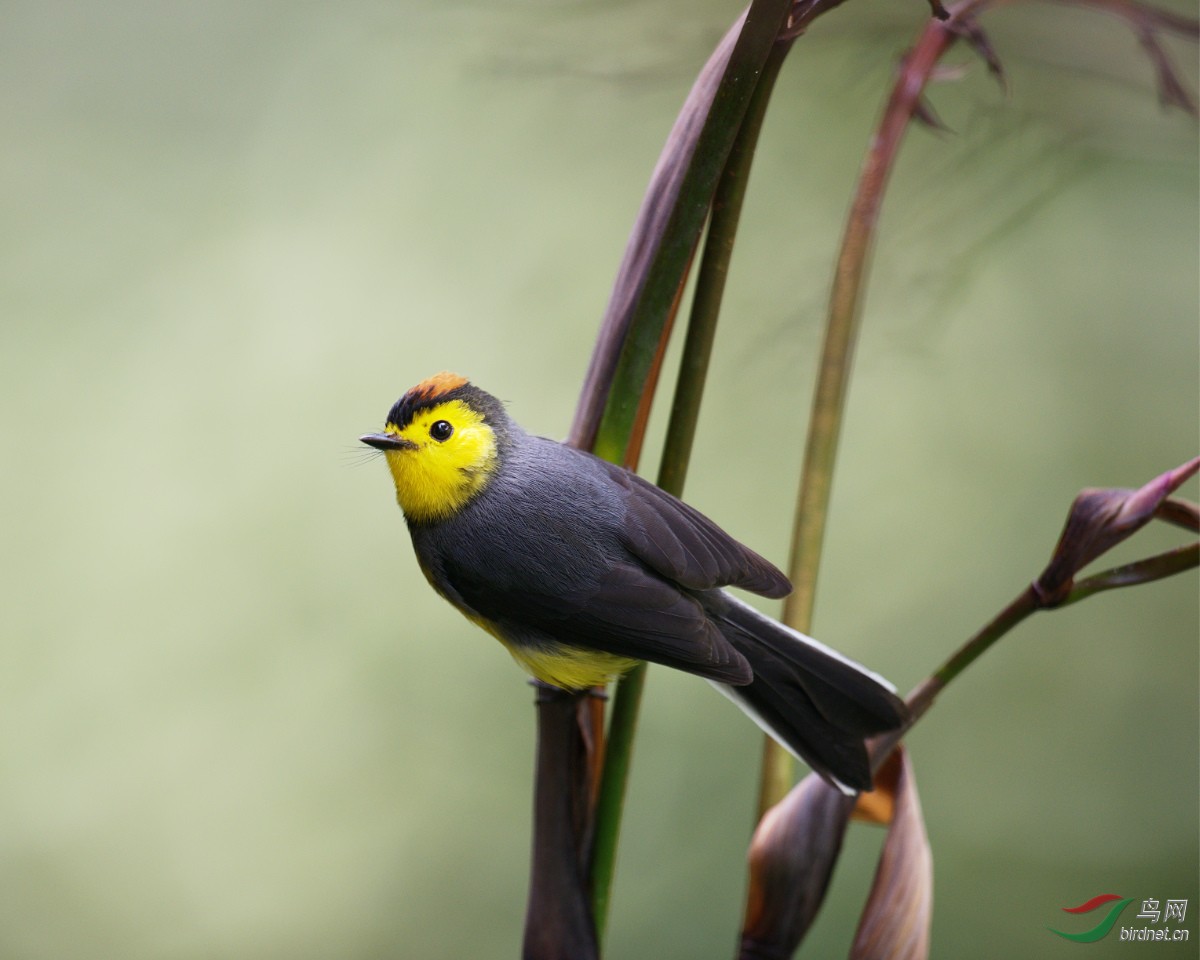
(739, 774, 856, 959)
(849, 748, 933, 960)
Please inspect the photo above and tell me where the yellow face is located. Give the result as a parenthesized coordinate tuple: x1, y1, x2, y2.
(380, 398, 498, 523)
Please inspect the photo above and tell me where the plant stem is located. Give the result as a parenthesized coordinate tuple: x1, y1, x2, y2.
(586, 663, 645, 943)
(587, 31, 792, 945)
(658, 41, 791, 498)
(524, 686, 602, 960)
(1057, 542, 1199, 605)
(871, 536, 1198, 768)
(762, 18, 959, 817)
(588, 0, 796, 466)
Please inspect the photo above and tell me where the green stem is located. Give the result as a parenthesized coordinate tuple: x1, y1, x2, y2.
(762, 19, 958, 817)
(870, 585, 1040, 768)
(871, 537, 1198, 768)
(658, 42, 791, 498)
(930, 587, 1037, 689)
(587, 36, 791, 945)
(1057, 542, 1199, 605)
(586, 663, 645, 943)
(590, 0, 796, 466)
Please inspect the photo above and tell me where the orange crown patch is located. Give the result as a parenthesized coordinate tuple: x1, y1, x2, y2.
(407, 371, 469, 402)
(385, 372, 474, 429)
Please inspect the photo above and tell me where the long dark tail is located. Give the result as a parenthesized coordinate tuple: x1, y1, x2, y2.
(710, 595, 907, 794)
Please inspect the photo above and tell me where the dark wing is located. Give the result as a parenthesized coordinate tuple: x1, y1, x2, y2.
(597, 459, 791, 599)
(441, 553, 753, 685)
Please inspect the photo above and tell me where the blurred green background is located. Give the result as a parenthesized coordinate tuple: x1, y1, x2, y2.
(2, 1, 1196, 958)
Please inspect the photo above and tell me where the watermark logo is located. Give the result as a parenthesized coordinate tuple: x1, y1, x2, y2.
(1050, 894, 1190, 943)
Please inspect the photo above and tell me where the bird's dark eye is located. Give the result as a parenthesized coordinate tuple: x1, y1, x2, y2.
(429, 420, 454, 442)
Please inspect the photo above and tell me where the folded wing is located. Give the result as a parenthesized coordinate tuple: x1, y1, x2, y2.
(598, 460, 791, 599)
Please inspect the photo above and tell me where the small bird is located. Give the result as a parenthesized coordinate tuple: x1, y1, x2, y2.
(361, 372, 905, 792)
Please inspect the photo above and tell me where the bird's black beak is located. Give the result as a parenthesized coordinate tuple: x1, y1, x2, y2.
(359, 432, 417, 451)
